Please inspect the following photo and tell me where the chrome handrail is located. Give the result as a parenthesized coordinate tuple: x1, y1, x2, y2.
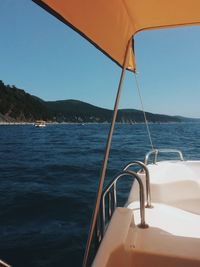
(144, 149, 184, 165)
(102, 170, 148, 233)
(123, 161, 152, 208)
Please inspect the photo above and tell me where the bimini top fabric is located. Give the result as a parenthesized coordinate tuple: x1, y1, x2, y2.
(33, 0, 200, 71)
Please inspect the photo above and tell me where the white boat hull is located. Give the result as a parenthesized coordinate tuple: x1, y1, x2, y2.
(92, 160, 200, 267)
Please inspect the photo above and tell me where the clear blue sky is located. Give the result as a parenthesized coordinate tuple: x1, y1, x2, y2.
(1, 1, 200, 118)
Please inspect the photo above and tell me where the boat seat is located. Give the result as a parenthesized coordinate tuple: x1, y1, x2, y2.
(127, 161, 200, 214)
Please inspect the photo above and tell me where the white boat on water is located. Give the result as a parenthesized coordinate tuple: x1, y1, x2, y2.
(1, 1, 199, 267)
(34, 120, 46, 128)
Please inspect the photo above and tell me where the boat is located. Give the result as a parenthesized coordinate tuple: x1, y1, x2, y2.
(4, 1, 198, 267)
(34, 120, 46, 127)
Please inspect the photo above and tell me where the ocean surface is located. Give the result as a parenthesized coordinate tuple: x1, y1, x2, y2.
(0, 123, 200, 267)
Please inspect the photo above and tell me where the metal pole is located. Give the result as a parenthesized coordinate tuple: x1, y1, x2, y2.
(82, 39, 132, 267)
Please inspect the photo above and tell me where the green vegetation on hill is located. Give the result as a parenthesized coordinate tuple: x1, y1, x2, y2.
(0, 80, 50, 122)
(46, 100, 112, 122)
(0, 80, 187, 123)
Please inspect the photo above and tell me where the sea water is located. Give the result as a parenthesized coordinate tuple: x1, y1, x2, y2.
(0, 123, 200, 267)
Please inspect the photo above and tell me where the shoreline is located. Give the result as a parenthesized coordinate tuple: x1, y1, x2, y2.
(0, 121, 198, 126)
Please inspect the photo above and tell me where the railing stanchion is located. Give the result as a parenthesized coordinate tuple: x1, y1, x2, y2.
(145, 149, 184, 165)
(123, 161, 152, 208)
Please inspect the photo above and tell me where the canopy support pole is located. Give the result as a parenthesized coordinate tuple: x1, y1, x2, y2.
(82, 38, 132, 267)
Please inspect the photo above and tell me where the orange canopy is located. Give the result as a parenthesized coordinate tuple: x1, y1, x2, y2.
(33, 0, 200, 71)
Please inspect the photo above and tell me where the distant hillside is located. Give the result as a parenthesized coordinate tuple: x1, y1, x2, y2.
(0, 80, 193, 123)
(117, 109, 181, 123)
(174, 116, 200, 122)
(0, 80, 51, 122)
(45, 100, 181, 123)
(45, 100, 112, 123)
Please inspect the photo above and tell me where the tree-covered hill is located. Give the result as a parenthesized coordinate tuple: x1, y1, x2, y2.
(0, 80, 50, 122)
(0, 80, 188, 123)
(45, 100, 113, 122)
(46, 100, 181, 123)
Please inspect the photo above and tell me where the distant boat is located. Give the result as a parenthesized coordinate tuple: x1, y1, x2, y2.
(34, 120, 46, 128)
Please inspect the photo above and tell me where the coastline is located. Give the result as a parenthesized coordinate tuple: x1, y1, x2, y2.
(0, 121, 198, 126)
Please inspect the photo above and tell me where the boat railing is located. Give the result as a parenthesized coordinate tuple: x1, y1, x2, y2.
(95, 169, 148, 249)
(144, 149, 184, 165)
(122, 161, 152, 208)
